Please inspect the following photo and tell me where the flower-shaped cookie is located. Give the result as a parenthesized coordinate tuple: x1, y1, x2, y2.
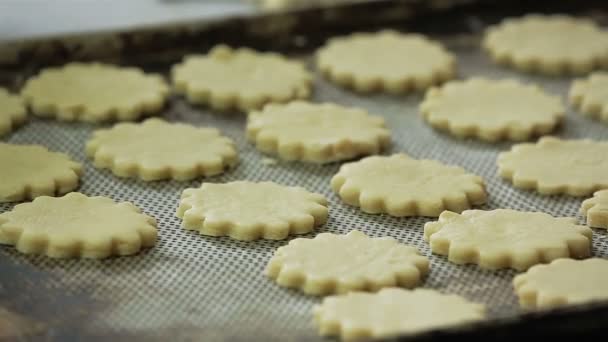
(331, 154, 486, 217)
(497, 137, 608, 196)
(265, 230, 429, 295)
(570, 72, 608, 124)
(0, 192, 157, 258)
(424, 209, 592, 270)
(317, 30, 455, 93)
(580, 190, 608, 229)
(21, 62, 169, 122)
(483, 15, 608, 75)
(0, 88, 26, 137)
(246, 101, 390, 163)
(86, 118, 237, 181)
(172, 45, 312, 112)
(420, 78, 564, 141)
(313, 288, 485, 341)
(0, 143, 82, 203)
(176, 181, 328, 240)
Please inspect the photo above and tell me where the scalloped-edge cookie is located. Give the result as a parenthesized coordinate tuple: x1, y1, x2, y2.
(172, 45, 312, 112)
(497, 137, 608, 196)
(246, 101, 390, 163)
(570, 72, 608, 123)
(0, 143, 82, 203)
(0, 88, 26, 137)
(86, 118, 237, 181)
(265, 230, 429, 295)
(420, 78, 564, 142)
(317, 30, 456, 93)
(483, 14, 608, 75)
(580, 190, 608, 229)
(0, 192, 157, 258)
(21, 62, 169, 122)
(424, 209, 592, 271)
(313, 288, 485, 341)
(331, 154, 486, 217)
(176, 181, 328, 241)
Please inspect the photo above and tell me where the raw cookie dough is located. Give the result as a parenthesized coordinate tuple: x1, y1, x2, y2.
(569, 72, 608, 123)
(420, 78, 564, 141)
(424, 209, 592, 270)
(497, 137, 608, 196)
(580, 190, 608, 229)
(172, 45, 311, 112)
(0, 88, 26, 137)
(331, 154, 486, 217)
(246, 101, 390, 163)
(483, 14, 608, 75)
(176, 181, 328, 240)
(265, 230, 429, 295)
(0, 192, 157, 258)
(313, 288, 485, 341)
(21, 62, 169, 122)
(0, 143, 82, 203)
(86, 118, 237, 181)
(317, 30, 455, 93)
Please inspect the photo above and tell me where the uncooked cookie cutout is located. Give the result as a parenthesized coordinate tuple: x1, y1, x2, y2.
(266, 230, 429, 296)
(317, 30, 455, 93)
(514, 258, 608, 309)
(0, 143, 82, 203)
(246, 101, 390, 163)
(172, 45, 312, 112)
(0, 88, 26, 137)
(424, 209, 592, 271)
(331, 154, 487, 217)
(580, 190, 608, 229)
(21, 62, 169, 122)
(570, 72, 608, 124)
(483, 14, 608, 75)
(420, 78, 564, 142)
(497, 137, 608, 196)
(176, 181, 328, 241)
(313, 288, 485, 341)
(0, 192, 157, 258)
(86, 118, 237, 181)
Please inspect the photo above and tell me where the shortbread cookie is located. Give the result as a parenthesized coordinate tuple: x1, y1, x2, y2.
(0, 88, 26, 137)
(176, 181, 328, 240)
(580, 190, 608, 229)
(0, 143, 82, 203)
(331, 154, 486, 217)
(0, 192, 157, 258)
(420, 78, 564, 141)
(483, 15, 608, 75)
(317, 31, 455, 93)
(172, 45, 311, 111)
(21, 62, 169, 122)
(313, 288, 485, 341)
(424, 209, 592, 270)
(498, 137, 608, 196)
(266, 230, 429, 295)
(569, 72, 608, 123)
(514, 258, 608, 309)
(86, 118, 237, 181)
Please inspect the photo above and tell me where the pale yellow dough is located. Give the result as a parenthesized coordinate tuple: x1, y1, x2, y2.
(483, 15, 608, 75)
(0, 192, 157, 258)
(570, 72, 608, 123)
(331, 154, 486, 217)
(86, 118, 237, 181)
(420, 78, 564, 141)
(580, 190, 608, 229)
(0, 143, 82, 203)
(176, 181, 328, 241)
(498, 137, 608, 196)
(424, 209, 592, 271)
(514, 258, 608, 309)
(265, 230, 429, 296)
(246, 101, 390, 163)
(172, 45, 312, 112)
(21, 62, 169, 122)
(0, 88, 26, 137)
(313, 288, 485, 341)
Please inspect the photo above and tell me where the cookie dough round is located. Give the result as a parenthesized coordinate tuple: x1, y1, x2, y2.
(570, 72, 608, 123)
(580, 190, 608, 229)
(21, 62, 169, 122)
(0, 88, 26, 137)
(172, 45, 312, 112)
(420, 78, 564, 141)
(317, 30, 455, 93)
(85, 118, 238, 181)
